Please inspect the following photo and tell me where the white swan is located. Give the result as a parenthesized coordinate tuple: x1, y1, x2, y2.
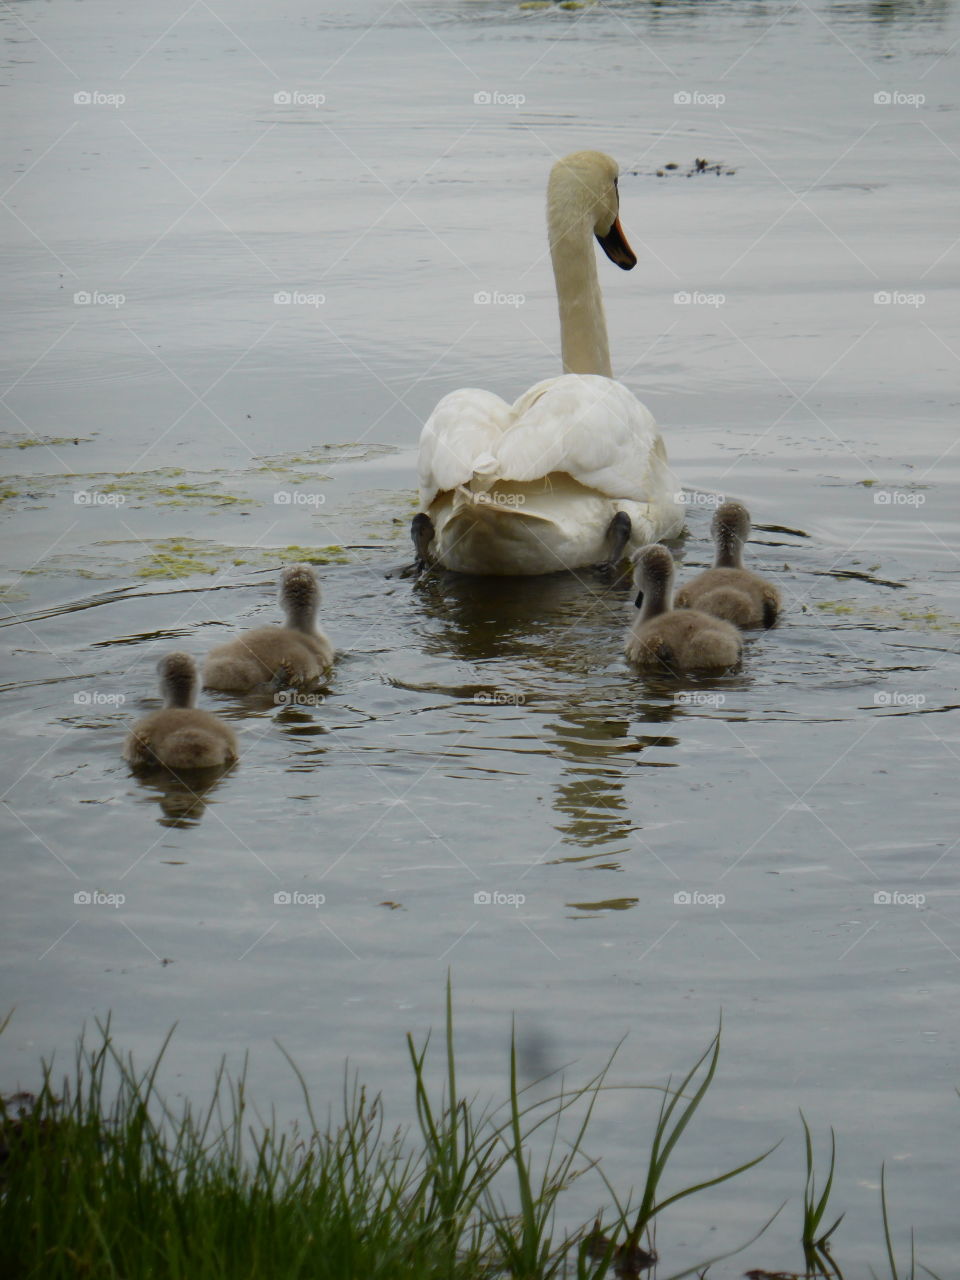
(411, 150, 682, 577)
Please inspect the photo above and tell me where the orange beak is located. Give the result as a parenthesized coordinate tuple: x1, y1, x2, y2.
(596, 216, 637, 270)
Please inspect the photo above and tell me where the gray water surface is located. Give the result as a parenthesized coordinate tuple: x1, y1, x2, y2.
(2, 0, 959, 1272)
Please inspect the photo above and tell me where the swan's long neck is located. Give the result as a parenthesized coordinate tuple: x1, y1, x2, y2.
(549, 210, 612, 379)
(714, 526, 745, 569)
(283, 595, 317, 633)
(636, 574, 672, 622)
(162, 665, 197, 709)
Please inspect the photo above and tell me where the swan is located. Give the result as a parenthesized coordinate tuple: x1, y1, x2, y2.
(675, 500, 781, 628)
(203, 565, 333, 692)
(124, 653, 238, 769)
(411, 150, 682, 577)
(625, 544, 741, 673)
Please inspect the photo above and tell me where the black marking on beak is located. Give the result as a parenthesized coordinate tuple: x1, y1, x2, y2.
(596, 216, 637, 270)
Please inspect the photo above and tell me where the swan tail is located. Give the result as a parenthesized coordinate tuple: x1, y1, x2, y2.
(159, 727, 234, 770)
(203, 651, 265, 693)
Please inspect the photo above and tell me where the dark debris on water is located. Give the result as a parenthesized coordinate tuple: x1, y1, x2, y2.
(628, 158, 737, 178)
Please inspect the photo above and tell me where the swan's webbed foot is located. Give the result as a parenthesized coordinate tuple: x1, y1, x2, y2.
(592, 511, 632, 578)
(402, 513, 436, 578)
(271, 665, 294, 694)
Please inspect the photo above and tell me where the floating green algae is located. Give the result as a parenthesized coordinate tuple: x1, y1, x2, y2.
(136, 540, 223, 579)
(134, 539, 350, 580)
(814, 598, 954, 631)
(0, 435, 92, 450)
(255, 442, 398, 470)
(99, 476, 255, 508)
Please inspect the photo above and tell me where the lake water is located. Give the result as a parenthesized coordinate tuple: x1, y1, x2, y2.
(2, 0, 958, 1271)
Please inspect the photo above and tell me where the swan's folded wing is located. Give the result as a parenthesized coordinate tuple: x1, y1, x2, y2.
(417, 389, 513, 509)
(495, 375, 665, 500)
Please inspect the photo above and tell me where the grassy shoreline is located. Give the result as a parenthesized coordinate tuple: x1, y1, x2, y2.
(0, 991, 946, 1280)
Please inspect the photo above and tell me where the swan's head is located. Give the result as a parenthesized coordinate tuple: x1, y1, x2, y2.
(548, 151, 636, 269)
(712, 500, 751, 565)
(280, 564, 320, 624)
(631, 543, 674, 610)
(712, 500, 751, 543)
(158, 651, 199, 709)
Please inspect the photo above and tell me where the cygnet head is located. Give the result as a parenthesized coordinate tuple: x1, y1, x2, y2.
(280, 564, 320, 631)
(631, 543, 675, 616)
(712, 500, 751, 567)
(158, 652, 199, 709)
(547, 151, 636, 269)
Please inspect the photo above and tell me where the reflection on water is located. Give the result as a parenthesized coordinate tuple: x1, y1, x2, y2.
(131, 765, 235, 827)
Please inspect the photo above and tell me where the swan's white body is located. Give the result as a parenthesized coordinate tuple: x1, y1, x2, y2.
(415, 151, 682, 576)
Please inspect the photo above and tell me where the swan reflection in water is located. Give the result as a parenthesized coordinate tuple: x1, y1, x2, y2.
(406, 571, 748, 871)
(129, 762, 235, 827)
